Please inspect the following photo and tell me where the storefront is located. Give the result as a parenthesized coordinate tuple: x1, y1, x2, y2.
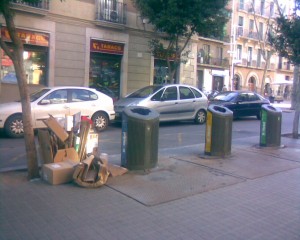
(89, 39, 124, 100)
(1, 27, 49, 86)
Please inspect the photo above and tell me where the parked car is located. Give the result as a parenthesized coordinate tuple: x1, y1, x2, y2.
(209, 90, 270, 119)
(0, 86, 115, 138)
(114, 84, 208, 124)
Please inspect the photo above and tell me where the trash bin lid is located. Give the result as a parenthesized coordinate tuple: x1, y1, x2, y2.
(124, 106, 160, 120)
(208, 104, 233, 116)
(261, 104, 282, 113)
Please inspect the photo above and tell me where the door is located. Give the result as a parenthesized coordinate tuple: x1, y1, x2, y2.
(153, 86, 180, 121)
(32, 89, 70, 128)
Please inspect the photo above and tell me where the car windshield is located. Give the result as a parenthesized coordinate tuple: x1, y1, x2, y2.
(30, 89, 51, 102)
(128, 85, 163, 98)
(213, 92, 237, 102)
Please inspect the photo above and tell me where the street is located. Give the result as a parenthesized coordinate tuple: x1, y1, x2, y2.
(0, 110, 295, 172)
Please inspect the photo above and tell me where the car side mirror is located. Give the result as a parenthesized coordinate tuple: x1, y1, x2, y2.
(39, 99, 51, 105)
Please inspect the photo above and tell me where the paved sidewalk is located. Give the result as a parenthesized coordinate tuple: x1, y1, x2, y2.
(1, 136, 300, 240)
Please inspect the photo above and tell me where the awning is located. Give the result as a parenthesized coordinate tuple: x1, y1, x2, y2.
(271, 80, 293, 85)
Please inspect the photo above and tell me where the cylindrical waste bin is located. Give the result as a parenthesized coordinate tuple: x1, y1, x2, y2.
(205, 105, 233, 157)
(260, 105, 282, 147)
(121, 106, 159, 170)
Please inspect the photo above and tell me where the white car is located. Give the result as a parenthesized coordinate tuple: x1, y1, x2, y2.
(0, 86, 115, 138)
(114, 84, 208, 124)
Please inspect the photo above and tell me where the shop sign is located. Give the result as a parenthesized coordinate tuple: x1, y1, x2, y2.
(1, 27, 49, 47)
(155, 51, 177, 61)
(91, 40, 124, 55)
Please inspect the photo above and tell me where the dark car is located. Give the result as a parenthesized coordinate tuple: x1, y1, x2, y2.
(209, 90, 270, 119)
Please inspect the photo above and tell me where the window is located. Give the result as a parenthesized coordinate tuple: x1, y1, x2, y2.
(191, 88, 202, 98)
(162, 87, 178, 101)
(247, 47, 253, 66)
(237, 45, 242, 60)
(203, 44, 210, 64)
(239, 0, 244, 10)
(153, 59, 177, 84)
(248, 93, 259, 101)
(43, 90, 68, 104)
(217, 47, 223, 60)
(249, 19, 254, 37)
(257, 49, 262, 67)
(278, 56, 282, 69)
(71, 89, 98, 102)
(259, 22, 263, 40)
(270, 2, 274, 16)
(1, 45, 48, 85)
(179, 87, 195, 100)
(260, 0, 265, 15)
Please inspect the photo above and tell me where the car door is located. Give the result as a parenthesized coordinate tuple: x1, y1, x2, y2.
(32, 89, 70, 128)
(234, 93, 250, 117)
(177, 86, 197, 119)
(247, 92, 262, 116)
(151, 86, 180, 121)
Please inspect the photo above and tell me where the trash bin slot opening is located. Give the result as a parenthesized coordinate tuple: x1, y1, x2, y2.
(131, 108, 151, 115)
(266, 105, 277, 111)
(213, 106, 226, 113)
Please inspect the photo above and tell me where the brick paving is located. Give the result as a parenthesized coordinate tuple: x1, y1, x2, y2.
(0, 136, 300, 240)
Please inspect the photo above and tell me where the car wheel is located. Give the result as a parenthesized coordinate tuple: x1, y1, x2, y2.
(194, 110, 206, 124)
(92, 112, 109, 132)
(4, 114, 24, 138)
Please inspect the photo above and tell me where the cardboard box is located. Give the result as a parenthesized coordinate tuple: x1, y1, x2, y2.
(43, 115, 69, 142)
(53, 148, 79, 163)
(86, 132, 99, 154)
(42, 160, 77, 185)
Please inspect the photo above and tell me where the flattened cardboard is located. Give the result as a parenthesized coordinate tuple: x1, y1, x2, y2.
(53, 148, 79, 163)
(42, 160, 77, 185)
(43, 115, 69, 142)
(37, 129, 53, 164)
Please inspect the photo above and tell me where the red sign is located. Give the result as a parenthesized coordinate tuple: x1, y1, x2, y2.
(1, 27, 49, 47)
(90, 39, 124, 55)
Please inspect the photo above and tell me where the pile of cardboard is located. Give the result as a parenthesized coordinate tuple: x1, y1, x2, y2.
(39, 114, 127, 187)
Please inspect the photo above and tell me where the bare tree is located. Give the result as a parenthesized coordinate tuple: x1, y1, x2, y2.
(272, 0, 300, 138)
(0, 0, 39, 179)
(249, 1, 275, 95)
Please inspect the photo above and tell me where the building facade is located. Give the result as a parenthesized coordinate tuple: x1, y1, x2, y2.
(0, 0, 294, 103)
(231, 0, 293, 98)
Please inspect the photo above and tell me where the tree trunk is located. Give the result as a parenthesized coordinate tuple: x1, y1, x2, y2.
(292, 110, 299, 138)
(292, 64, 300, 138)
(14, 54, 40, 180)
(291, 65, 299, 110)
(1, 3, 40, 180)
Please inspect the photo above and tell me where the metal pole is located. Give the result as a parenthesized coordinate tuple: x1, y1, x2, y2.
(229, 0, 236, 91)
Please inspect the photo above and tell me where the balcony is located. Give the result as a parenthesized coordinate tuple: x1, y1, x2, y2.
(95, 0, 127, 27)
(236, 27, 262, 41)
(197, 56, 229, 68)
(11, 0, 49, 15)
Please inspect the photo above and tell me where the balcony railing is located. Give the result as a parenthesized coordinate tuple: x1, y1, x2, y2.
(197, 56, 229, 67)
(96, 0, 126, 25)
(236, 27, 263, 41)
(12, 0, 49, 10)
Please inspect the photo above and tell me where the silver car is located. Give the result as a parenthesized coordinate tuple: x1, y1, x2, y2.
(114, 84, 208, 124)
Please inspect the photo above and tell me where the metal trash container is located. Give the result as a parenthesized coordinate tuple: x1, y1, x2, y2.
(121, 106, 159, 170)
(260, 105, 282, 147)
(205, 105, 233, 157)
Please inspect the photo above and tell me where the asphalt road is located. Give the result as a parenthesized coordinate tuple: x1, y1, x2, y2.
(0, 110, 295, 171)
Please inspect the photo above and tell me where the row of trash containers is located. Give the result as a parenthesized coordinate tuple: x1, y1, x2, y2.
(121, 104, 282, 170)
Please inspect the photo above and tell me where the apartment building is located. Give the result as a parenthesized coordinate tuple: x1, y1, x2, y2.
(0, 0, 293, 103)
(231, 0, 293, 97)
